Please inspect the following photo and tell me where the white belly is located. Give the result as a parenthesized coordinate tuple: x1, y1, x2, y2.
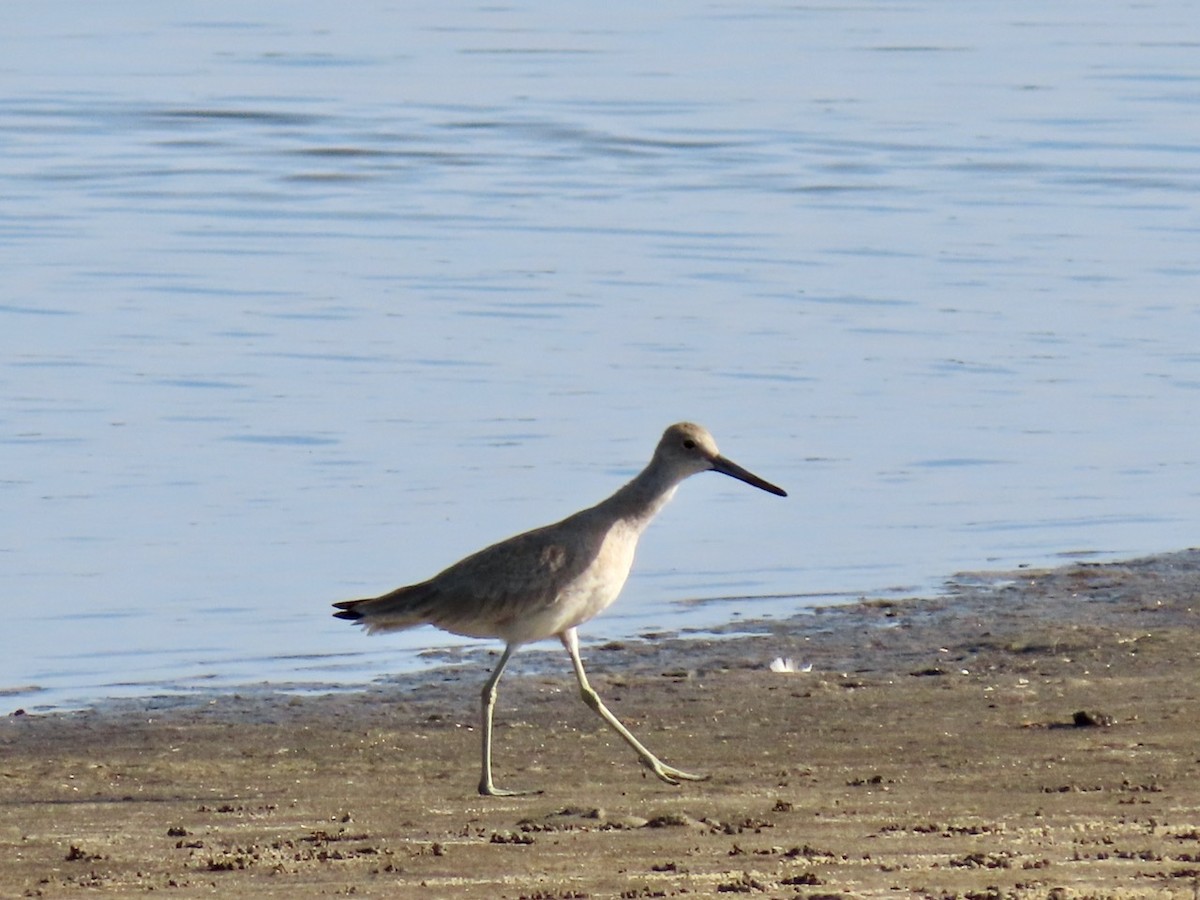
(504, 520, 640, 644)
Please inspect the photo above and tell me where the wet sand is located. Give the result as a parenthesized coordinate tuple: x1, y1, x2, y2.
(4, 550, 1200, 898)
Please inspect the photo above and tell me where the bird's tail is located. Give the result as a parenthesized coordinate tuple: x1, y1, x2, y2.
(332, 582, 438, 635)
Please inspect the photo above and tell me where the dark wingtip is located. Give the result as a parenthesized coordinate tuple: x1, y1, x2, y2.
(332, 600, 364, 621)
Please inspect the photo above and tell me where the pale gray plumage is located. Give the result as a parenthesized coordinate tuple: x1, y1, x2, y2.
(334, 422, 786, 796)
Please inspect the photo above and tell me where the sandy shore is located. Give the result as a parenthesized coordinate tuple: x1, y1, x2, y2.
(4, 550, 1200, 898)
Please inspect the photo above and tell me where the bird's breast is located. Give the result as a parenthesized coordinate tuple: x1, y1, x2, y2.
(564, 520, 641, 617)
(507, 519, 642, 643)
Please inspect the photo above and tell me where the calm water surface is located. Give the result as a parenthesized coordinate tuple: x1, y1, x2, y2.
(4, 2, 1199, 711)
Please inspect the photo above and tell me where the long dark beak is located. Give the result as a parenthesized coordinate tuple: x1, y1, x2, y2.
(711, 454, 787, 497)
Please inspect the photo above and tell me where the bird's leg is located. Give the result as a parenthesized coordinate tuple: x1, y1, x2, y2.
(560, 628, 708, 786)
(478, 643, 542, 797)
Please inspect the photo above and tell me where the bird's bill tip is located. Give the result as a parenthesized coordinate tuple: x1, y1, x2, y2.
(711, 455, 787, 497)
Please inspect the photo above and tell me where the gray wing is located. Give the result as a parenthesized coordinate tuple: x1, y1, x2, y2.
(333, 512, 607, 638)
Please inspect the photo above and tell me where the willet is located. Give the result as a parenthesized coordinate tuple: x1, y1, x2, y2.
(333, 422, 787, 796)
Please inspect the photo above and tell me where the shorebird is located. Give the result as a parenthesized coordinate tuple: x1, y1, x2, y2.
(333, 422, 786, 796)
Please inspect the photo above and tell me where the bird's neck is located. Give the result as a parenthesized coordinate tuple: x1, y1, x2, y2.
(598, 457, 682, 532)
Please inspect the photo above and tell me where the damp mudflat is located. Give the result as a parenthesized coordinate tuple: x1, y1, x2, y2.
(3, 550, 1198, 898)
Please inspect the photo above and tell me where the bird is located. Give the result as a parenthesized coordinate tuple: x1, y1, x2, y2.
(333, 422, 787, 796)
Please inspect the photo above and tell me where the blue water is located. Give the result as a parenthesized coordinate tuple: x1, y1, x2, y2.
(4, 1, 1199, 711)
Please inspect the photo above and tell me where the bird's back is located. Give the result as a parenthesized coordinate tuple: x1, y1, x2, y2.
(333, 506, 630, 643)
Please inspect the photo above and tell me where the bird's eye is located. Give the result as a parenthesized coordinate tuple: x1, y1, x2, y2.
(683, 439, 696, 450)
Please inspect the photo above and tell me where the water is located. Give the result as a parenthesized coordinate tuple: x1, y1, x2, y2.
(4, 1, 1199, 712)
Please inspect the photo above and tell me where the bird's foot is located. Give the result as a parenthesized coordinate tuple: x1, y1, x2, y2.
(478, 779, 544, 798)
(643, 757, 709, 786)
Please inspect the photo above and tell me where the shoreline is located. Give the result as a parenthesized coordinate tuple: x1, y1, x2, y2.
(6, 546, 1181, 720)
(20, 546, 1198, 721)
(4, 549, 1199, 897)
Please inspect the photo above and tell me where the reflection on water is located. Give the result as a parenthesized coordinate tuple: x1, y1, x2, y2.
(3, 1, 1199, 711)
